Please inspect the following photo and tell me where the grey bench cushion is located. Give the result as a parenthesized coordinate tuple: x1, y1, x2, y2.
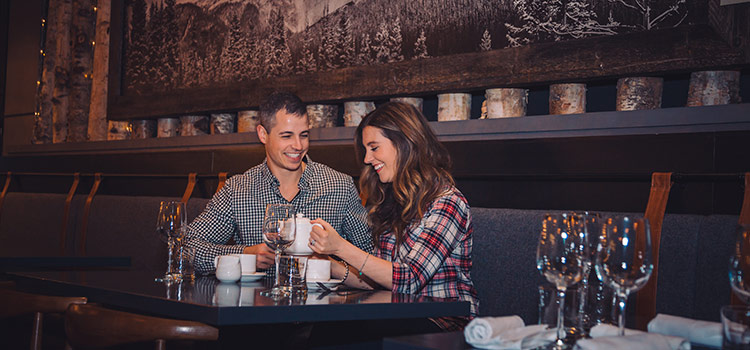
(0, 192, 78, 256)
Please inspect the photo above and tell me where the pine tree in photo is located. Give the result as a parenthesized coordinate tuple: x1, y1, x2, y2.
(145, 2, 167, 87)
(126, 0, 148, 90)
(340, 15, 356, 67)
(387, 17, 404, 63)
(221, 13, 251, 81)
(162, 0, 180, 89)
(412, 29, 429, 60)
(296, 33, 317, 74)
(356, 33, 373, 66)
(564, 1, 619, 38)
(479, 29, 492, 51)
(263, 8, 292, 77)
(372, 22, 390, 63)
(318, 15, 340, 70)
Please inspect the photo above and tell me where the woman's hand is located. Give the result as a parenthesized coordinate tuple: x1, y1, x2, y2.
(309, 219, 346, 256)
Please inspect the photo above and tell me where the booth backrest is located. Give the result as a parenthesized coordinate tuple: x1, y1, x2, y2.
(0, 192, 77, 256)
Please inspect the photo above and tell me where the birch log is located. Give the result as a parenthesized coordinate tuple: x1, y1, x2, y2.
(180, 116, 209, 136)
(686, 71, 741, 106)
(210, 113, 235, 134)
(343, 101, 375, 127)
(549, 83, 586, 115)
(390, 97, 423, 112)
(50, 0, 73, 143)
(107, 121, 130, 140)
(237, 110, 260, 133)
(67, 0, 95, 142)
(34, 2, 63, 144)
(307, 105, 338, 128)
(130, 119, 156, 139)
(157, 118, 179, 137)
(87, 0, 110, 141)
(616, 77, 663, 111)
(485, 88, 527, 118)
(437, 93, 471, 121)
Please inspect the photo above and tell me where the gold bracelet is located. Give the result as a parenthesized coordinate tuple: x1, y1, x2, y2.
(358, 253, 370, 277)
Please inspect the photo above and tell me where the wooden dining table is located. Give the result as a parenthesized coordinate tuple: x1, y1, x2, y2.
(9, 270, 470, 327)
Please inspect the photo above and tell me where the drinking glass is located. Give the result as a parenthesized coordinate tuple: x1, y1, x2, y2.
(260, 204, 296, 298)
(537, 213, 586, 349)
(595, 216, 653, 336)
(576, 212, 604, 333)
(729, 225, 750, 304)
(155, 201, 187, 282)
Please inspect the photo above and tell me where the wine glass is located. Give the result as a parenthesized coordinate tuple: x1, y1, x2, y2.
(155, 201, 187, 283)
(576, 212, 603, 333)
(537, 213, 586, 349)
(729, 225, 750, 303)
(595, 216, 654, 336)
(260, 203, 296, 298)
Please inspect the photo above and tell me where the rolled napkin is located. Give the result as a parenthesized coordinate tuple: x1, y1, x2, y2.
(647, 314, 722, 348)
(576, 334, 691, 350)
(464, 315, 556, 350)
(587, 324, 690, 350)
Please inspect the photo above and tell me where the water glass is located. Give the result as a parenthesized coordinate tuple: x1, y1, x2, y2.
(721, 305, 750, 349)
(278, 255, 308, 298)
(729, 225, 750, 303)
(178, 245, 196, 282)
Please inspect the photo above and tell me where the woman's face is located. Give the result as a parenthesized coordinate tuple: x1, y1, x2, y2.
(362, 126, 398, 183)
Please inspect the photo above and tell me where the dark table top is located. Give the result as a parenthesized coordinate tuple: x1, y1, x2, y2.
(10, 270, 470, 327)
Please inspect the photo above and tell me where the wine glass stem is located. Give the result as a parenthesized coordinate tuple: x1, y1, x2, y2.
(274, 249, 281, 288)
(556, 288, 566, 342)
(616, 293, 627, 336)
(166, 238, 174, 278)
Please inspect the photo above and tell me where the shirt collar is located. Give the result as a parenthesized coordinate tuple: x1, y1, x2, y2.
(260, 155, 313, 191)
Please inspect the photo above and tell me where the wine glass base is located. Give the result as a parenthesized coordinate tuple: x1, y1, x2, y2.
(260, 286, 289, 299)
(154, 273, 182, 283)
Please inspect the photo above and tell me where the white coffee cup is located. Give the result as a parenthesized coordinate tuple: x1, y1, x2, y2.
(286, 213, 323, 255)
(214, 255, 241, 283)
(231, 254, 257, 274)
(306, 259, 331, 281)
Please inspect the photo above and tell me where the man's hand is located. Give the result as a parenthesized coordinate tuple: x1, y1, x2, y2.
(242, 243, 274, 269)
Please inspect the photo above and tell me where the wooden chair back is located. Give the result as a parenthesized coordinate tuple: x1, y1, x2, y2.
(0, 288, 87, 350)
(65, 304, 219, 349)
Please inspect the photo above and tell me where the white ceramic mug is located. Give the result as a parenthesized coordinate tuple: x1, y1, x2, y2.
(306, 259, 331, 281)
(229, 254, 257, 274)
(214, 255, 241, 283)
(286, 213, 323, 255)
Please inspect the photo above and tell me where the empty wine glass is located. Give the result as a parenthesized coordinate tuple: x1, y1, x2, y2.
(595, 216, 654, 336)
(729, 225, 750, 303)
(155, 201, 187, 283)
(537, 213, 586, 349)
(260, 203, 296, 298)
(576, 212, 603, 333)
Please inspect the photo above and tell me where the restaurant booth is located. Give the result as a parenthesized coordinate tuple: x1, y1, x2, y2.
(1, 0, 749, 349)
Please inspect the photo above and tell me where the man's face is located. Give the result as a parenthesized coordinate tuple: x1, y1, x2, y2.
(257, 110, 310, 174)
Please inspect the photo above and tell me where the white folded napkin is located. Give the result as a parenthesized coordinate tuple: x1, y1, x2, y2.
(576, 334, 691, 350)
(585, 324, 690, 350)
(647, 313, 722, 348)
(463, 316, 556, 350)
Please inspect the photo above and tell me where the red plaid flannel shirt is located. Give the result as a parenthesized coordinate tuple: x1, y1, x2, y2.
(374, 187, 479, 331)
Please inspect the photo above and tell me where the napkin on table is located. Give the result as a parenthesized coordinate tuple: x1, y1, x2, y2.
(463, 315, 556, 350)
(581, 324, 690, 350)
(647, 313, 722, 348)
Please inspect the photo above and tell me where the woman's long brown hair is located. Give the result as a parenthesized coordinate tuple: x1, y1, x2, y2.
(355, 102, 454, 248)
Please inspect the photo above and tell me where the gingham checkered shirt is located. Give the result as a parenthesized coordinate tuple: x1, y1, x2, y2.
(186, 157, 373, 274)
(375, 187, 479, 331)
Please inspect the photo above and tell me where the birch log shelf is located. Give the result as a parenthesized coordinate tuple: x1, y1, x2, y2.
(237, 111, 259, 133)
(616, 77, 664, 111)
(307, 105, 338, 128)
(107, 121, 129, 141)
(549, 84, 586, 115)
(157, 118, 179, 138)
(437, 93, 471, 121)
(179, 116, 209, 136)
(485, 88, 528, 119)
(210, 114, 235, 135)
(390, 97, 424, 113)
(686, 71, 742, 106)
(343, 101, 375, 127)
(130, 120, 156, 139)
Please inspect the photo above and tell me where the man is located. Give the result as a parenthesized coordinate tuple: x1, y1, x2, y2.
(187, 92, 372, 274)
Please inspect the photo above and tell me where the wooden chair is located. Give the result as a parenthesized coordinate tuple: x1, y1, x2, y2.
(0, 288, 87, 350)
(65, 304, 219, 349)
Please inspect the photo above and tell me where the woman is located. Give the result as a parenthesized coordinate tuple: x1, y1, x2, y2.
(309, 102, 478, 332)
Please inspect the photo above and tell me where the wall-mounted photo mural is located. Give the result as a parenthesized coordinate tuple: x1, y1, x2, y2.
(122, 0, 696, 95)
